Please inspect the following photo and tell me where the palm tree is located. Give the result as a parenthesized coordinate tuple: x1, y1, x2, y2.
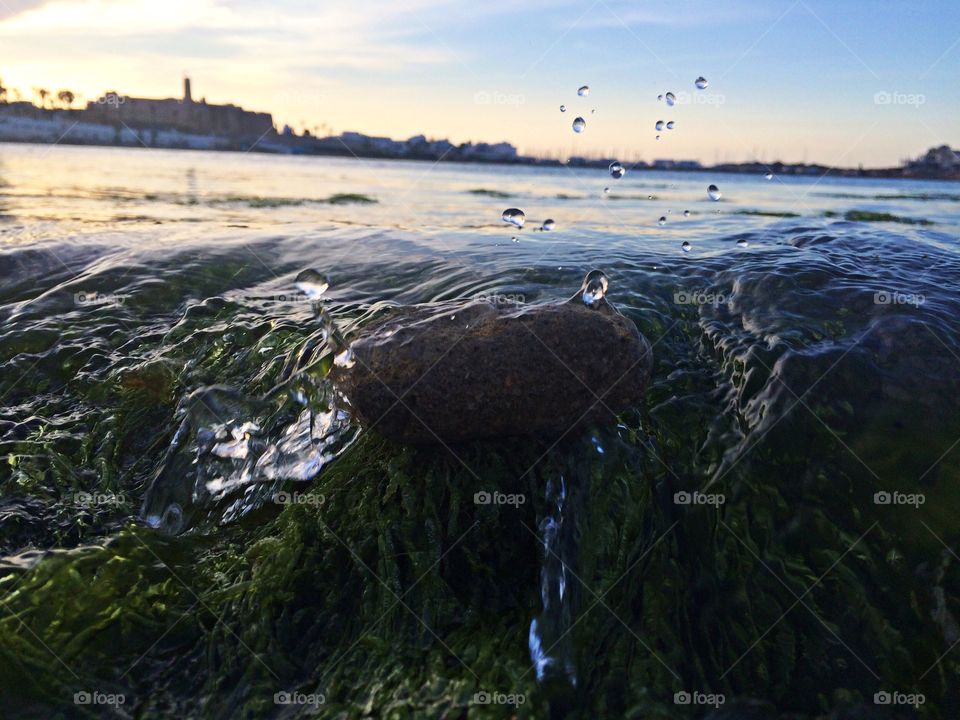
(36, 88, 49, 109)
(57, 90, 75, 109)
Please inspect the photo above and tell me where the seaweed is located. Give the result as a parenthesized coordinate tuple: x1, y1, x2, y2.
(825, 209, 935, 225)
(467, 189, 512, 199)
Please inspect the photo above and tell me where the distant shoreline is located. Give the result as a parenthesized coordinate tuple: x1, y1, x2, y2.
(0, 136, 957, 184)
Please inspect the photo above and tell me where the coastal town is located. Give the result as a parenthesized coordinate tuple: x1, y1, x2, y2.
(0, 77, 957, 180)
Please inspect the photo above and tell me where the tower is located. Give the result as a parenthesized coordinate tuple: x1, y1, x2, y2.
(183, 76, 192, 104)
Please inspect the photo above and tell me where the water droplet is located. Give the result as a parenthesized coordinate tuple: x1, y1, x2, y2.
(580, 270, 608, 306)
(695, 76, 708, 90)
(560, 104, 566, 112)
(708, 184, 722, 201)
(657, 94, 663, 101)
(658, 216, 666, 226)
(655, 135, 660, 141)
(603, 187, 610, 194)
(608, 161, 625, 179)
(502, 207, 525, 227)
(665, 92, 676, 106)
(655, 120, 664, 131)
(577, 85, 590, 96)
(572, 116, 586, 133)
(681, 241, 692, 253)
(541, 218, 555, 231)
(590, 108, 596, 114)
(736, 238, 749, 247)
(666, 121, 675, 130)
(647, 194, 654, 200)
(683, 210, 690, 217)
(294, 269, 330, 299)
(512, 236, 520, 243)
(764, 172, 773, 180)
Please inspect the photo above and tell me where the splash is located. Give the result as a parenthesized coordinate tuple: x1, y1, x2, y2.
(141, 302, 359, 533)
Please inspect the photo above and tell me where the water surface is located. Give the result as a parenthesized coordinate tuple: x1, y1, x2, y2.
(1, 143, 959, 718)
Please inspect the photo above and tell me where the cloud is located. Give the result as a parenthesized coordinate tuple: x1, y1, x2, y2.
(0, 0, 465, 70)
(0, 0, 51, 20)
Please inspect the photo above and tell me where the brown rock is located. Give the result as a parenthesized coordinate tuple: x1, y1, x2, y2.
(338, 276, 652, 444)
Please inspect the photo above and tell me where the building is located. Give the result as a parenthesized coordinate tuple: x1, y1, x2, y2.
(911, 145, 960, 171)
(82, 78, 274, 140)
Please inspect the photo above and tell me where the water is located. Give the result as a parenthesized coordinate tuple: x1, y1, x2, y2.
(708, 183, 722, 201)
(577, 85, 590, 97)
(502, 206, 525, 227)
(3, 143, 960, 717)
(572, 116, 586, 133)
(655, 120, 665, 131)
(665, 91, 676, 106)
(579, 269, 608, 306)
(293, 268, 329, 298)
(608, 161, 625, 179)
(695, 76, 708, 90)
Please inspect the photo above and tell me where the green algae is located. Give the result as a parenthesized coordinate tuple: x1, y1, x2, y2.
(1, 277, 959, 719)
(467, 188, 512, 198)
(734, 209, 801, 218)
(2, 411, 957, 718)
(325, 193, 378, 205)
(825, 209, 934, 225)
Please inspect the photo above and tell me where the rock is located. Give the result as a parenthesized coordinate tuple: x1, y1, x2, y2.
(337, 272, 653, 444)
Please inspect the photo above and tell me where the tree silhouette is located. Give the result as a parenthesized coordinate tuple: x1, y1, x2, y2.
(57, 90, 75, 109)
(0, 79, 7, 104)
(36, 88, 49, 109)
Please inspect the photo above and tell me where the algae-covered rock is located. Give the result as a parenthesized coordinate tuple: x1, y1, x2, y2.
(340, 275, 652, 444)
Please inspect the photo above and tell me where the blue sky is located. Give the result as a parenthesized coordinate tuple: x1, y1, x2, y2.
(0, 0, 958, 165)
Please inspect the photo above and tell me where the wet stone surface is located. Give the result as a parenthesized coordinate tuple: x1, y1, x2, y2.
(339, 294, 653, 444)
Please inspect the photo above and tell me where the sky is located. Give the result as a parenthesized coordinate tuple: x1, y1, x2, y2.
(0, 0, 958, 166)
